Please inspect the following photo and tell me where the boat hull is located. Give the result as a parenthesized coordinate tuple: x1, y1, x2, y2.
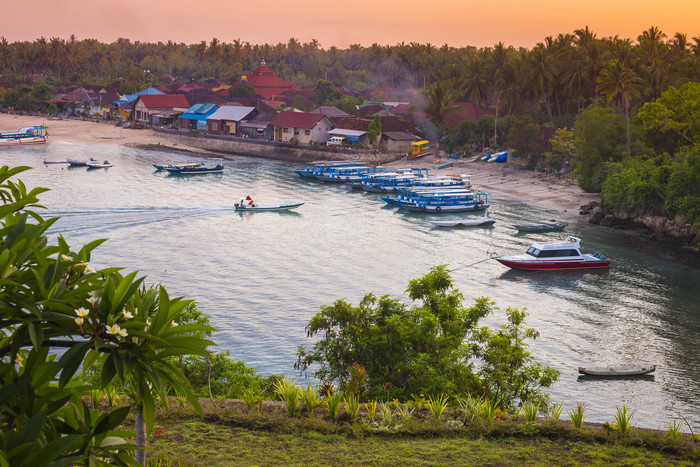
(402, 203, 490, 213)
(495, 258, 611, 270)
(578, 365, 655, 376)
(515, 223, 567, 232)
(234, 203, 304, 212)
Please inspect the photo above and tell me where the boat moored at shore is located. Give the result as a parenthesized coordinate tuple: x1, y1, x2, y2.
(0, 125, 49, 145)
(165, 159, 224, 174)
(495, 236, 611, 271)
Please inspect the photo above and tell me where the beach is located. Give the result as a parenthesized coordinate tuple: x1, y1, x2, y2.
(1, 114, 599, 217)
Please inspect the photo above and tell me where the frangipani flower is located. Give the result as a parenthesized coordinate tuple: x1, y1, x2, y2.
(87, 296, 99, 305)
(118, 328, 128, 337)
(106, 324, 121, 335)
(61, 254, 71, 262)
(86, 267, 95, 273)
(122, 311, 134, 319)
(76, 308, 89, 318)
(170, 322, 178, 328)
(75, 317, 84, 326)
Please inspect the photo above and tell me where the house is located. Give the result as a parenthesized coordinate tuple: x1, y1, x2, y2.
(381, 131, 420, 153)
(268, 111, 332, 144)
(240, 60, 299, 99)
(237, 112, 276, 140)
(133, 94, 189, 124)
(310, 106, 350, 118)
(178, 103, 219, 131)
(327, 115, 420, 150)
(206, 105, 257, 136)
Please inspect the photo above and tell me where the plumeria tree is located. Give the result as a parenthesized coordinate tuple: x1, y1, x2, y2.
(0, 165, 215, 466)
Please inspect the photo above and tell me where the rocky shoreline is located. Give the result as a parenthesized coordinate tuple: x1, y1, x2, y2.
(580, 201, 700, 257)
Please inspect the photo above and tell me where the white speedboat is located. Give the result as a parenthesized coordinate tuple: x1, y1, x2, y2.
(495, 236, 611, 271)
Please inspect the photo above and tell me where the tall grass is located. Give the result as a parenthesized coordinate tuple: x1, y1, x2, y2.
(455, 394, 483, 422)
(665, 420, 683, 442)
(343, 393, 360, 420)
(242, 386, 264, 413)
(325, 390, 343, 420)
(614, 404, 634, 435)
(480, 397, 501, 422)
(300, 383, 321, 415)
(546, 401, 563, 423)
(396, 403, 414, 422)
(273, 378, 300, 417)
(364, 400, 378, 422)
(520, 401, 540, 424)
(426, 394, 449, 420)
(568, 402, 586, 429)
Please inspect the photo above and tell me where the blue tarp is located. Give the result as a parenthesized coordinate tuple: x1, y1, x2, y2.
(345, 135, 360, 142)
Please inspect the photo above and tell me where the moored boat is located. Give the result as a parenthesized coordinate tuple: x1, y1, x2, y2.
(515, 222, 567, 232)
(578, 365, 656, 376)
(165, 159, 224, 174)
(86, 160, 112, 169)
(495, 236, 611, 271)
(153, 162, 201, 171)
(430, 210, 495, 227)
(0, 125, 49, 145)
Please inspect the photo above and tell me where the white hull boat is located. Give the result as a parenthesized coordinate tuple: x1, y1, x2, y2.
(430, 211, 495, 227)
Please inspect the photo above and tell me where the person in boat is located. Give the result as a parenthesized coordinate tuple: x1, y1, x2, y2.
(236, 196, 255, 208)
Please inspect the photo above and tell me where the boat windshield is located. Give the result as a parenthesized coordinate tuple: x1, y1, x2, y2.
(526, 247, 540, 257)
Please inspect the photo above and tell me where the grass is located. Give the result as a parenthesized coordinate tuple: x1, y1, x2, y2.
(146, 411, 699, 466)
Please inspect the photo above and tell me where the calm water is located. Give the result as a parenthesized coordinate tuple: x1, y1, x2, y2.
(3, 141, 699, 431)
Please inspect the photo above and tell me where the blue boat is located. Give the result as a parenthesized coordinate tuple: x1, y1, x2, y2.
(0, 125, 49, 145)
(294, 160, 364, 178)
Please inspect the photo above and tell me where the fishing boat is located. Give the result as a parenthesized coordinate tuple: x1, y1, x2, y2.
(294, 160, 364, 178)
(405, 140, 436, 159)
(316, 165, 384, 183)
(67, 158, 96, 167)
(153, 162, 201, 171)
(165, 159, 224, 174)
(86, 160, 112, 169)
(578, 365, 656, 376)
(495, 236, 611, 271)
(515, 222, 567, 232)
(234, 202, 304, 212)
(0, 125, 49, 145)
(430, 211, 495, 227)
(386, 189, 490, 213)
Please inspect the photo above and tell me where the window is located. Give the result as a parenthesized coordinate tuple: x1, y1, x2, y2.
(304, 129, 310, 136)
(212, 122, 218, 130)
(283, 127, 289, 134)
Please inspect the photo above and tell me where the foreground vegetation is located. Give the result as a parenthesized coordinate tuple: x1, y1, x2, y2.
(142, 400, 699, 466)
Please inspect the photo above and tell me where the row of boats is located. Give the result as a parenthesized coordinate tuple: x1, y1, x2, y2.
(295, 160, 490, 213)
(295, 160, 611, 271)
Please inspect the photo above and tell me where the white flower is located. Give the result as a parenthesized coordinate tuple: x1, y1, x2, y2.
(106, 324, 121, 335)
(118, 328, 128, 337)
(170, 322, 178, 328)
(75, 317, 84, 326)
(87, 296, 99, 305)
(86, 267, 95, 273)
(76, 308, 89, 318)
(122, 311, 134, 319)
(61, 254, 71, 262)
(146, 318, 151, 326)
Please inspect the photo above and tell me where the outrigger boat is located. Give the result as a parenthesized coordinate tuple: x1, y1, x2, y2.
(495, 236, 611, 271)
(578, 365, 655, 376)
(430, 210, 495, 227)
(165, 159, 224, 174)
(405, 140, 436, 159)
(0, 125, 49, 145)
(316, 165, 385, 183)
(383, 187, 490, 213)
(234, 202, 304, 212)
(294, 160, 364, 178)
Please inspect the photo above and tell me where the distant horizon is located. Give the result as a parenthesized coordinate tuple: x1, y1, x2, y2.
(3, 0, 698, 50)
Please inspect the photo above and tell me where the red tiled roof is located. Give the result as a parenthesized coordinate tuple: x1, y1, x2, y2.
(444, 102, 496, 129)
(269, 111, 325, 129)
(138, 94, 189, 109)
(242, 64, 298, 99)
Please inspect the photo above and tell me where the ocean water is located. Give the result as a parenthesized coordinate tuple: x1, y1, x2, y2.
(3, 141, 699, 431)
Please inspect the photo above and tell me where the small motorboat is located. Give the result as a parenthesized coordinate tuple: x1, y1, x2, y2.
(495, 236, 611, 271)
(43, 160, 69, 165)
(578, 365, 656, 376)
(165, 159, 223, 174)
(515, 222, 567, 232)
(234, 202, 304, 212)
(430, 211, 495, 227)
(87, 160, 112, 169)
(153, 162, 201, 171)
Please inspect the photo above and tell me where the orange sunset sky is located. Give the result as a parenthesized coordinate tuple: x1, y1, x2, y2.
(4, 0, 698, 49)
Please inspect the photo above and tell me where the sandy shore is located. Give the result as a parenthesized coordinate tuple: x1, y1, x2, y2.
(1, 114, 599, 216)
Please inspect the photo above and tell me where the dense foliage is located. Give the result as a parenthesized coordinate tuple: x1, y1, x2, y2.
(0, 165, 214, 465)
(296, 266, 559, 407)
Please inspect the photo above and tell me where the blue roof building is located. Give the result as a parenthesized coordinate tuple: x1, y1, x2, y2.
(178, 103, 219, 131)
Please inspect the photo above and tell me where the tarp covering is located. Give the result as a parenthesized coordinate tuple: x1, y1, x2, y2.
(327, 128, 367, 137)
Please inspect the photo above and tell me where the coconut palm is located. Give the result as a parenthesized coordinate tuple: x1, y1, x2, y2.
(597, 60, 641, 160)
(422, 80, 464, 141)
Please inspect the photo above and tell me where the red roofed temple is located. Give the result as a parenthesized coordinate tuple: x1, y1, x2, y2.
(241, 60, 299, 99)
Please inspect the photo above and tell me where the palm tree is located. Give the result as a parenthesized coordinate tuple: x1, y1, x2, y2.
(462, 54, 490, 104)
(597, 60, 641, 160)
(422, 80, 464, 143)
(526, 45, 555, 120)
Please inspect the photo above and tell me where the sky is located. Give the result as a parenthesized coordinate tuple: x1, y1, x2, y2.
(4, 0, 698, 49)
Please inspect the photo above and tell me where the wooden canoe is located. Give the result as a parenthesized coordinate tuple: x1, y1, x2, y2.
(577, 365, 656, 376)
